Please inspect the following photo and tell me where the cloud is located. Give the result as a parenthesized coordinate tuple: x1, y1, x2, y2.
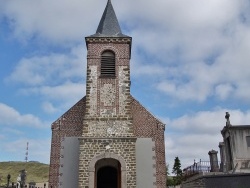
(28, 139, 51, 163)
(165, 108, 250, 171)
(0, 103, 47, 128)
(1, 138, 51, 163)
(20, 81, 85, 111)
(215, 84, 235, 100)
(120, 0, 241, 59)
(0, 0, 104, 43)
(124, 0, 250, 103)
(42, 102, 58, 114)
(1, 128, 24, 136)
(5, 45, 86, 113)
(6, 45, 86, 86)
(2, 0, 250, 104)
(0, 104, 51, 163)
(20, 82, 85, 100)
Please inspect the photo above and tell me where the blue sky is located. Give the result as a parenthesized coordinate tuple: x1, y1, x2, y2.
(1, 0, 250, 172)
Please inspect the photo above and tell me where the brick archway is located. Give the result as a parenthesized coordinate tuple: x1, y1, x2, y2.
(88, 152, 127, 188)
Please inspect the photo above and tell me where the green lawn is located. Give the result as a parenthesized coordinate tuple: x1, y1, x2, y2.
(0, 161, 49, 186)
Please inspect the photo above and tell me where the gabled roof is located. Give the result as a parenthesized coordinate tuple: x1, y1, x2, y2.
(88, 0, 129, 38)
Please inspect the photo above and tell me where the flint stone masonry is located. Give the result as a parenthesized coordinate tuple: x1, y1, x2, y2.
(87, 120, 131, 136)
(88, 66, 98, 116)
(100, 83, 116, 106)
(85, 44, 131, 118)
(78, 137, 137, 188)
(118, 66, 130, 115)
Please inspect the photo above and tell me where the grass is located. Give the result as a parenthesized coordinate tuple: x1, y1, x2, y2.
(0, 161, 49, 186)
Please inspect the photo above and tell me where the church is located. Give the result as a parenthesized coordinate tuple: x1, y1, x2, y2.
(49, 1, 166, 187)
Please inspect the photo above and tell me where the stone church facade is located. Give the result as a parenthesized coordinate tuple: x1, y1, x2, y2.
(49, 1, 166, 187)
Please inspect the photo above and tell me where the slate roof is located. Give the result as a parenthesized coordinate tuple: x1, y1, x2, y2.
(88, 0, 129, 38)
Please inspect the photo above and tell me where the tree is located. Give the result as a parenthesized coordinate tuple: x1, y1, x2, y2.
(172, 156, 183, 185)
(166, 163, 170, 176)
(166, 163, 175, 186)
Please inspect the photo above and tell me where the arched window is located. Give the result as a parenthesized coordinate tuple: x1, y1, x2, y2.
(101, 51, 115, 77)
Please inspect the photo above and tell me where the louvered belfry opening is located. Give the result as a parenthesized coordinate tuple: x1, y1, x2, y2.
(101, 51, 115, 77)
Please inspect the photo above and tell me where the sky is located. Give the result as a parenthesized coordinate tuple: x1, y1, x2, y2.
(1, 0, 250, 173)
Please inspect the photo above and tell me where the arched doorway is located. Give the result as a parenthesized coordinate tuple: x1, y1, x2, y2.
(88, 152, 127, 188)
(95, 158, 121, 188)
(97, 166, 117, 188)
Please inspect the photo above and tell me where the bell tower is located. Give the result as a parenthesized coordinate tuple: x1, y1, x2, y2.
(82, 0, 133, 137)
(78, 0, 136, 187)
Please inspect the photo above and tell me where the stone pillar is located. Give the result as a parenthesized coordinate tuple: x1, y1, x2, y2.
(208, 150, 219, 172)
(219, 142, 226, 172)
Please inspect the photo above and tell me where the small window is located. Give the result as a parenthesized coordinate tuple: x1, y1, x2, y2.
(101, 51, 115, 77)
(246, 136, 250, 147)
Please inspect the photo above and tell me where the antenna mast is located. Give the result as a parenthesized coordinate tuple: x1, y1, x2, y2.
(25, 142, 29, 162)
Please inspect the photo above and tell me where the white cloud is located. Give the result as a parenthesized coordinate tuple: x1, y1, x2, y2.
(2, 0, 250, 103)
(42, 102, 58, 114)
(0, 103, 47, 128)
(5, 45, 86, 112)
(6, 45, 86, 86)
(1, 128, 24, 136)
(124, 0, 250, 103)
(20, 81, 85, 105)
(1, 138, 51, 163)
(215, 84, 235, 100)
(131, 59, 166, 77)
(28, 139, 51, 163)
(1, 0, 104, 43)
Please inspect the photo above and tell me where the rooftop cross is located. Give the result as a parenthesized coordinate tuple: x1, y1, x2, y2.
(225, 112, 231, 127)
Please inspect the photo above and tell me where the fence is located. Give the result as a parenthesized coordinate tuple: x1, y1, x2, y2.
(183, 160, 219, 178)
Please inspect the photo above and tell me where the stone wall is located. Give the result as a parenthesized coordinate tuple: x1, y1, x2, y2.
(78, 137, 137, 188)
(181, 175, 206, 188)
(181, 173, 250, 188)
(77, 38, 138, 188)
(84, 40, 131, 119)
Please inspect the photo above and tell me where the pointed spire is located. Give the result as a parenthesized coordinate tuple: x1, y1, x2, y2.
(89, 0, 129, 37)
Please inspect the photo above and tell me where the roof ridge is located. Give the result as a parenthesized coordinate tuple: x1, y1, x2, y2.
(130, 95, 165, 127)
